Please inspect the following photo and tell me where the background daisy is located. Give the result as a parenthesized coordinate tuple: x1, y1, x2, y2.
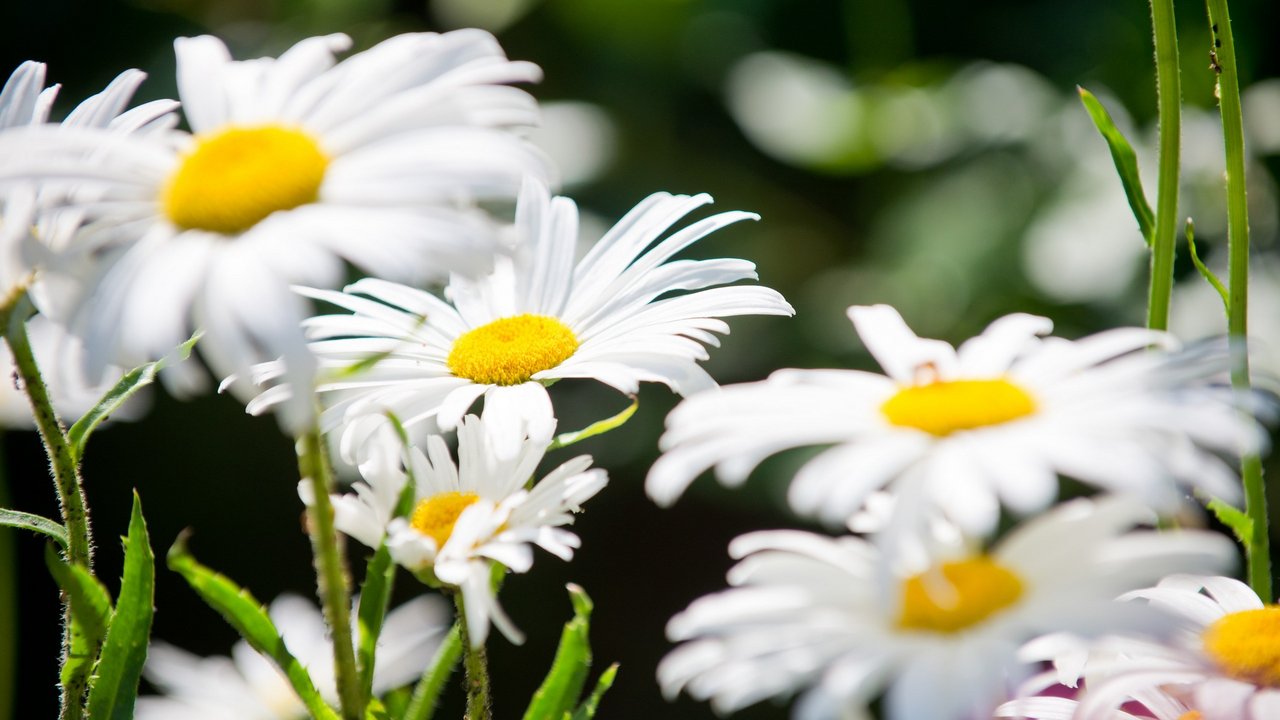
(249, 176, 793, 459)
(647, 303, 1265, 536)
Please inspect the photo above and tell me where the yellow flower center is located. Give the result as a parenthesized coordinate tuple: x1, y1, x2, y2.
(1177, 713, 1203, 720)
(897, 556, 1024, 633)
(163, 125, 328, 234)
(409, 491, 481, 549)
(881, 378, 1037, 436)
(447, 314, 579, 386)
(1202, 606, 1280, 687)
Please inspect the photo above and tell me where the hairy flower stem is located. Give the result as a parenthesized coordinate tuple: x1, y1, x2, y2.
(3, 294, 92, 720)
(298, 428, 363, 718)
(1206, 0, 1271, 602)
(1147, 0, 1182, 331)
(455, 595, 492, 720)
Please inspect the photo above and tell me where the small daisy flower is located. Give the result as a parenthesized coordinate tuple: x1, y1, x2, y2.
(0, 31, 551, 432)
(249, 176, 793, 458)
(309, 412, 607, 647)
(657, 496, 1233, 720)
(137, 593, 449, 719)
(647, 304, 1265, 536)
(1051, 575, 1280, 720)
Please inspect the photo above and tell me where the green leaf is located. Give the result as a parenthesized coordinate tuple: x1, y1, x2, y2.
(167, 531, 341, 720)
(1077, 86, 1156, 245)
(1208, 496, 1254, 548)
(569, 664, 618, 720)
(547, 397, 639, 451)
(1185, 218, 1229, 311)
(522, 584, 595, 720)
(44, 545, 113, 646)
(86, 493, 154, 720)
(402, 623, 462, 720)
(68, 333, 199, 460)
(0, 508, 67, 547)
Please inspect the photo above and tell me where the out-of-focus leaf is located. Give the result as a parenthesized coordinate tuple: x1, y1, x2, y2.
(568, 663, 618, 720)
(402, 623, 462, 720)
(1185, 218, 1229, 311)
(86, 493, 154, 720)
(1078, 86, 1155, 245)
(522, 585, 594, 720)
(1208, 496, 1253, 548)
(167, 531, 340, 720)
(0, 508, 67, 547)
(548, 397, 638, 451)
(68, 333, 198, 459)
(45, 544, 113, 646)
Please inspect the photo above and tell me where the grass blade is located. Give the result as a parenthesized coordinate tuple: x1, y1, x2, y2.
(1078, 86, 1155, 245)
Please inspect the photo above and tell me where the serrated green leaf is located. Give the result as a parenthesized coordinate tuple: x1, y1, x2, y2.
(522, 584, 594, 720)
(167, 531, 341, 720)
(68, 333, 198, 460)
(1185, 218, 1229, 311)
(1078, 86, 1155, 245)
(1208, 496, 1254, 547)
(547, 397, 639, 451)
(0, 507, 67, 547)
(44, 545, 113, 646)
(402, 623, 462, 720)
(569, 664, 618, 720)
(86, 492, 154, 720)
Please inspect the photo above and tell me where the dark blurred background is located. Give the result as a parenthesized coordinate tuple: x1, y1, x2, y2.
(2, 0, 1280, 717)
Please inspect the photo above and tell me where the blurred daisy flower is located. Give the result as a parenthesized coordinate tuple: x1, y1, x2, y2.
(647, 304, 1265, 536)
(136, 593, 448, 719)
(248, 176, 793, 459)
(995, 690, 1193, 720)
(0, 31, 551, 432)
(1033, 575, 1280, 720)
(306, 412, 606, 647)
(658, 496, 1233, 720)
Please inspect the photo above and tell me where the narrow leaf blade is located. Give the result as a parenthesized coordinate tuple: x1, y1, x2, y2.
(86, 493, 154, 720)
(1078, 86, 1156, 245)
(44, 545, 113, 645)
(0, 508, 67, 547)
(522, 584, 594, 720)
(1208, 496, 1254, 548)
(1185, 218, 1230, 311)
(402, 623, 462, 720)
(548, 398, 639, 451)
(166, 531, 340, 720)
(569, 664, 618, 720)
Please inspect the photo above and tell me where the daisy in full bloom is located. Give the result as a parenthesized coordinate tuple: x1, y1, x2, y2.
(248, 176, 793, 459)
(647, 304, 1265, 536)
(136, 593, 448, 719)
(657, 496, 1234, 720)
(1028, 575, 1280, 720)
(0, 31, 551, 431)
(308, 411, 607, 647)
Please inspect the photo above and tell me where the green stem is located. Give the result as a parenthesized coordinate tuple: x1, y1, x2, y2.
(298, 428, 363, 718)
(1206, 0, 1270, 602)
(0, 434, 13, 720)
(3, 295, 92, 720)
(404, 623, 462, 720)
(1147, 0, 1182, 331)
(454, 595, 492, 720)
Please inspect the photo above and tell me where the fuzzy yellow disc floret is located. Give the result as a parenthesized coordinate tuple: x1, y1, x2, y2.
(1203, 607, 1280, 687)
(897, 556, 1024, 633)
(881, 378, 1037, 436)
(163, 125, 328, 234)
(447, 314, 580, 386)
(410, 491, 481, 549)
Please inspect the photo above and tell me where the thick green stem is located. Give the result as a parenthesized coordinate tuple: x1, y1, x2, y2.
(1147, 0, 1182, 331)
(454, 595, 492, 720)
(1206, 0, 1270, 602)
(298, 428, 363, 718)
(4, 295, 91, 719)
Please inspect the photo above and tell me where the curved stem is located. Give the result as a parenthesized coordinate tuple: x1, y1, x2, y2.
(1206, 0, 1270, 602)
(1147, 0, 1182, 331)
(454, 595, 492, 720)
(297, 428, 363, 718)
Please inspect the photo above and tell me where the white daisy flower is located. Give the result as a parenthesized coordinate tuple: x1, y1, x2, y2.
(0, 31, 551, 432)
(136, 593, 449, 719)
(657, 496, 1234, 720)
(1043, 575, 1280, 720)
(647, 303, 1265, 536)
(248, 176, 793, 459)
(995, 690, 1194, 720)
(308, 412, 607, 647)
